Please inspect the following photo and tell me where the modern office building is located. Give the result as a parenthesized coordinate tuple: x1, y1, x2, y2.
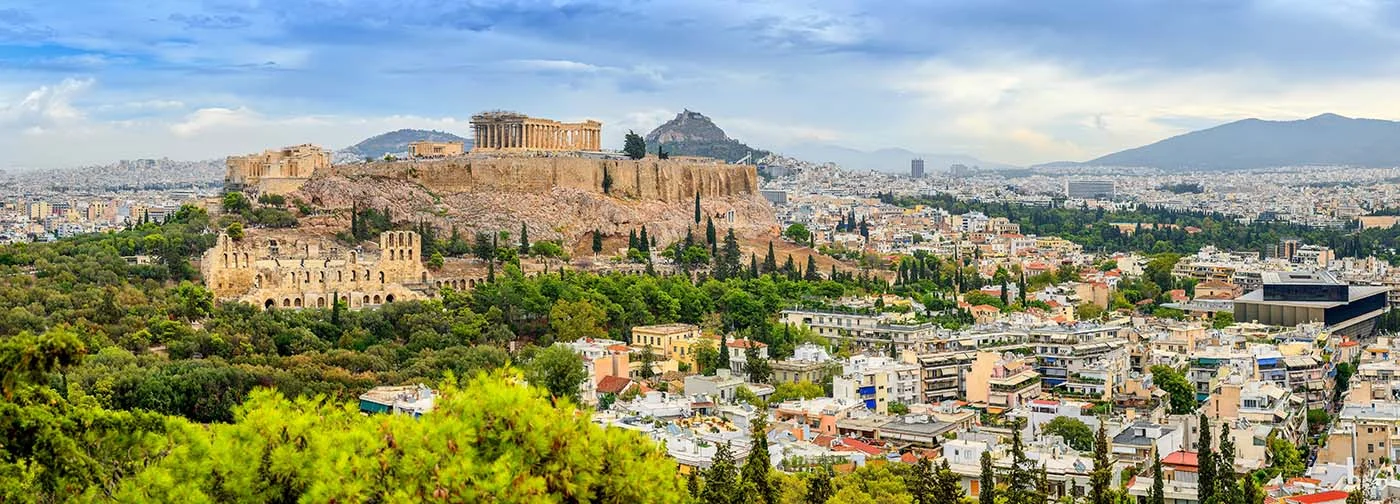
(1234, 271, 1389, 337)
(1065, 179, 1115, 199)
(911, 158, 925, 178)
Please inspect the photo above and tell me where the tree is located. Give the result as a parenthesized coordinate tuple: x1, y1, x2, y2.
(910, 457, 935, 504)
(524, 345, 588, 403)
(602, 166, 614, 194)
(639, 225, 651, 254)
(1217, 422, 1241, 504)
(703, 442, 740, 504)
(805, 255, 821, 281)
(706, 217, 717, 246)
(1267, 435, 1304, 478)
(742, 414, 775, 504)
(0, 328, 87, 400)
(745, 346, 771, 383)
(1152, 452, 1165, 504)
(770, 381, 824, 403)
(623, 130, 647, 160)
(1198, 415, 1216, 504)
(225, 221, 244, 241)
(1044, 416, 1095, 452)
(102, 369, 686, 503)
(935, 460, 961, 504)
(221, 191, 251, 214)
(693, 339, 720, 376)
(170, 281, 214, 322)
(1212, 311, 1235, 329)
(1090, 420, 1112, 504)
(1006, 422, 1037, 504)
(428, 252, 444, 270)
(784, 223, 811, 243)
(695, 192, 702, 224)
(978, 449, 996, 504)
(550, 299, 607, 342)
(474, 231, 495, 261)
(519, 222, 530, 255)
(592, 229, 604, 255)
(807, 466, 834, 504)
(763, 242, 778, 274)
(1151, 365, 1197, 414)
(717, 333, 731, 371)
(638, 345, 658, 380)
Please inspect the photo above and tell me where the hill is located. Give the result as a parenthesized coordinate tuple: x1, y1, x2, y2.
(1066, 113, 1400, 170)
(341, 129, 471, 160)
(644, 110, 770, 163)
(781, 143, 1019, 173)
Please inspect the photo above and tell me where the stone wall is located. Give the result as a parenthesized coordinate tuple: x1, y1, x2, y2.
(321, 156, 758, 203)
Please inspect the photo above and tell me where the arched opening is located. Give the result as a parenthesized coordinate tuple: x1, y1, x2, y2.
(362, 295, 370, 305)
(385, 294, 395, 303)
(407, 249, 413, 261)
(373, 295, 382, 304)
(435, 281, 442, 288)
(317, 297, 326, 308)
(468, 279, 476, 288)
(283, 298, 291, 307)
(294, 298, 303, 308)
(223, 253, 229, 268)
(379, 271, 385, 284)
(243, 253, 250, 266)
(265, 299, 275, 310)
(337, 271, 343, 282)
(352, 270, 358, 281)
(319, 271, 326, 283)
(421, 272, 428, 283)
(254, 274, 262, 288)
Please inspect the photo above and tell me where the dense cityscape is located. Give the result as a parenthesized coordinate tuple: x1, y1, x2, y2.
(8, 2, 1400, 504)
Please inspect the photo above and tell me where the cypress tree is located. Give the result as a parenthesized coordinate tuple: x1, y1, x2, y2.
(1000, 277, 1010, 306)
(979, 450, 996, 504)
(910, 457, 935, 504)
(694, 192, 702, 224)
(706, 216, 717, 245)
(749, 254, 759, 279)
(519, 222, 529, 254)
(717, 333, 730, 370)
(1091, 419, 1112, 504)
(936, 460, 961, 504)
(763, 242, 777, 273)
(1007, 423, 1035, 504)
(804, 255, 820, 281)
(688, 471, 701, 501)
(1151, 451, 1165, 504)
(1198, 414, 1216, 504)
(806, 466, 833, 504)
(628, 230, 638, 251)
(741, 415, 774, 504)
(591, 229, 603, 255)
(639, 225, 651, 254)
(1217, 423, 1240, 504)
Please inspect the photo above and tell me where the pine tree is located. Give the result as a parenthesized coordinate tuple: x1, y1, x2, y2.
(763, 242, 777, 273)
(519, 222, 530, 254)
(806, 466, 833, 504)
(1244, 475, 1263, 504)
(1152, 451, 1166, 504)
(629, 230, 639, 251)
(1198, 414, 1216, 504)
(592, 229, 603, 255)
(741, 415, 774, 504)
(804, 255, 821, 281)
(1007, 422, 1036, 504)
(1217, 422, 1240, 504)
(695, 192, 702, 224)
(1091, 420, 1112, 504)
(701, 442, 739, 504)
(910, 457, 935, 504)
(688, 471, 701, 501)
(1036, 464, 1050, 504)
(749, 255, 759, 279)
(718, 229, 741, 279)
(935, 460, 961, 504)
(979, 450, 996, 504)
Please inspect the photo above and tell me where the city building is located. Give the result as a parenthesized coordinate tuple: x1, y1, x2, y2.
(964, 352, 1042, 413)
(631, 323, 702, 370)
(832, 355, 921, 414)
(1233, 271, 1389, 337)
(1065, 180, 1115, 199)
(911, 158, 925, 179)
(779, 309, 938, 353)
(358, 384, 435, 417)
(770, 343, 834, 385)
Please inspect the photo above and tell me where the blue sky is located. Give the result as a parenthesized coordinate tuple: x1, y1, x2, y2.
(3, 0, 1400, 168)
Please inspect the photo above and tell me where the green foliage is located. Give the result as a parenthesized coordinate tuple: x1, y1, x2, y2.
(1198, 415, 1216, 504)
(1090, 420, 1112, 504)
(784, 224, 811, 243)
(428, 252, 445, 270)
(225, 221, 244, 241)
(1267, 435, 1304, 478)
(1213, 311, 1235, 329)
(770, 381, 824, 404)
(887, 402, 910, 415)
(1043, 416, 1095, 452)
(549, 299, 607, 343)
(100, 369, 685, 502)
(703, 442, 740, 504)
(524, 345, 588, 403)
(829, 464, 911, 504)
(1151, 365, 1197, 414)
(623, 130, 647, 160)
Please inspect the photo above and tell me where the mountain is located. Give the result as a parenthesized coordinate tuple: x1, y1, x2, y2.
(1064, 113, 1400, 171)
(341, 129, 471, 160)
(644, 110, 770, 163)
(780, 143, 1019, 173)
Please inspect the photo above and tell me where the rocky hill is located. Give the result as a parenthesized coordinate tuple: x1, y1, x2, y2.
(644, 110, 770, 163)
(341, 129, 472, 160)
(1058, 113, 1400, 171)
(294, 157, 773, 253)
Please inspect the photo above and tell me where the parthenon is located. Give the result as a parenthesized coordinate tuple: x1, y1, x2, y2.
(470, 111, 602, 151)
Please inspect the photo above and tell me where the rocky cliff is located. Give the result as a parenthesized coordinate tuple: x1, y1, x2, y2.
(294, 156, 775, 252)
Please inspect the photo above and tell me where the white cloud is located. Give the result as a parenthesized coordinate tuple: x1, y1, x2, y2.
(0, 77, 92, 130)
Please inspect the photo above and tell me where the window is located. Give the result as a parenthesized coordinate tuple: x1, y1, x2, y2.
(1368, 444, 1375, 453)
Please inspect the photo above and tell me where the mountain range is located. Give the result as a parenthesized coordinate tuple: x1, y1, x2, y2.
(778, 143, 1018, 173)
(1047, 113, 1400, 171)
(340, 129, 471, 160)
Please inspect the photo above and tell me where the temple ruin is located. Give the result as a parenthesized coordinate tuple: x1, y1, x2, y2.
(470, 111, 602, 151)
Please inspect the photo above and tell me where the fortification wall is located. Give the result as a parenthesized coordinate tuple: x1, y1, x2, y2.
(321, 156, 758, 203)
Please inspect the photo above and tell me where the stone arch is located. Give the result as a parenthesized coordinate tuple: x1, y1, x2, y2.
(243, 253, 250, 266)
(223, 253, 229, 268)
(337, 271, 343, 282)
(319, 271, 326, 283)
(365, 269, 370, 280)
(407, 249, 413, 261)
(373, 294, 382, 304)
(379, 271, 385, 284)
(469, 279, 477, 288)
(265, 299, 275, 310)
(385, 294, 395, 303)
(294, 298, 303, 308)
(317, 297, 326, 308)
(303, 271, 310, 283)
(363, 295, 371, 305)
(283, 298, 291, 307)
(421, 272, 428, 283)
(352, 270, 358, 281)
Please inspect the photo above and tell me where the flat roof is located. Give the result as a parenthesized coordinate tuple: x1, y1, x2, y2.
(1262, 271, 1341, 285)
(1235, 285, 1388, 309)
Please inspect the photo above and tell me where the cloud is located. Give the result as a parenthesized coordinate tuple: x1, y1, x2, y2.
(0, 77, 91, 131)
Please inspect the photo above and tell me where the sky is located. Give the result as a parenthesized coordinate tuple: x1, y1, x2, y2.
(4, 0, 1400, 169)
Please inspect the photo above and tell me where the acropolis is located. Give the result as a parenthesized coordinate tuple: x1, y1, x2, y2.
(470, 111, 602, 151)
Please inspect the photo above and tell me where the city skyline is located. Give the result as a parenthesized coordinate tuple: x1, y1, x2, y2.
(5, 1, 1400, 168)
